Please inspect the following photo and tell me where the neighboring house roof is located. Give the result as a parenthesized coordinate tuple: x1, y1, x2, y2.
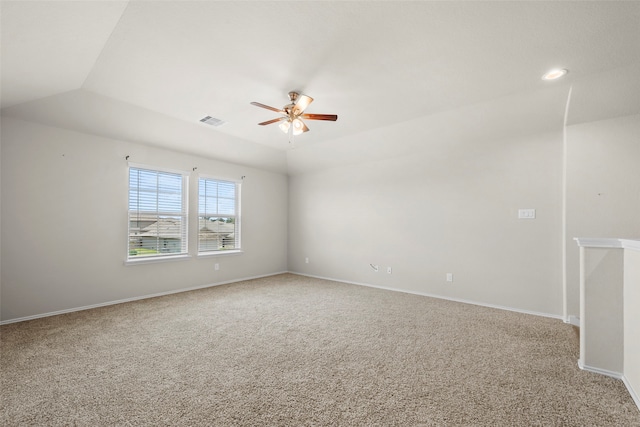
(138, 218, 184, 239)
(129, 213, 161, 222)
(199, 219, 235, 242)
(199, 219, 235, 233)
(131, 216, 235, 240)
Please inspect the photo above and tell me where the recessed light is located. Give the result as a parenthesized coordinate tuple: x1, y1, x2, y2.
(542, 68, 568, 81)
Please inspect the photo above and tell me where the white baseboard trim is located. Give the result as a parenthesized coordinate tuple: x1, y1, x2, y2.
(622, 375, 640, 411)
(0, 271, 289, 325)
(577, 356, 640, 411)
(577, 360, 623, 380)
(289, 271, 563, 321)
(578, 362, 640, 410)
(564, 315, 580, 327)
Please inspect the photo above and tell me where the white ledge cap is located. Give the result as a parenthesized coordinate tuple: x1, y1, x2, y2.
(574, 238, 640, 251)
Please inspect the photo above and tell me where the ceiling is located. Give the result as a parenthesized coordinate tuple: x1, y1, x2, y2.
(2, 1, 639, 174)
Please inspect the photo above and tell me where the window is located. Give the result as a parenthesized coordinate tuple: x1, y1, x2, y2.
(128, 166, 188, 260)
(198, 177, 241, 253)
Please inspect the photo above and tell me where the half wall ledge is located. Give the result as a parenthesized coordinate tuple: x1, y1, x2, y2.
(574, 237, 640, 411)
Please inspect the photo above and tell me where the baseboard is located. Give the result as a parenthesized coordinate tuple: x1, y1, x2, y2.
(0, 270, 564, 325)
(0, 271, 289, 325)
(622, 375, 640, 411)
(577, 360, 623, 380)
(564, 315, 580, 327)
(289, 271, 563, 321)
(577, 363, 640, 410)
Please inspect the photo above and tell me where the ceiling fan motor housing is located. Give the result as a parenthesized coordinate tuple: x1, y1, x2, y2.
(288, 91, 300, 102)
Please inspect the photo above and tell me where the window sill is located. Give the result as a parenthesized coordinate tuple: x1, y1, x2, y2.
(124, 254, 192, 266)
(197, 250, 244, 258)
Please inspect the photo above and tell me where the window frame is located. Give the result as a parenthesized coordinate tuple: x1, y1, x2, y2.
(197, 174, 242, 256)
(126, 163, 190, 264)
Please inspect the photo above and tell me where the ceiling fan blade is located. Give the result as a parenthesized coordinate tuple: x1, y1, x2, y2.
(258, 117, 287, 126)
(292, 94, 314, 115)
(301, 120, 310, 133)
(250, 102, 285, 114)
(301, 113, 338, 121)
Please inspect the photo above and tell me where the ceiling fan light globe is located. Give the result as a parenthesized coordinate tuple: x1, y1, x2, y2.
(292, 118, 304, 135)
(279, 120, 291, 133)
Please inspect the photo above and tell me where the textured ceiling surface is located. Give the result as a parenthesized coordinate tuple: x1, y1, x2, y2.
(2, 1, 639, 173)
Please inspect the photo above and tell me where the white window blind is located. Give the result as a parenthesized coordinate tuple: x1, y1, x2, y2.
(128, 166, 188, 259)
(198, 177, 241, 253)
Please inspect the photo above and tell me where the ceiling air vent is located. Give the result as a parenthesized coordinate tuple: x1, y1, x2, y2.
(199, 116, 226, 127)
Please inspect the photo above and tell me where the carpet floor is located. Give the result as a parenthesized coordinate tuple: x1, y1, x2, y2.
(1, 273, 639, 426)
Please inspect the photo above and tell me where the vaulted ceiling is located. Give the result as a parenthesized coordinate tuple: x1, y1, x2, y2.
(2, 1, 639, 174)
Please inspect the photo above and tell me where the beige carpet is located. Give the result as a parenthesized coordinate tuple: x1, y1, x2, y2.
(2, 273, 639, 426)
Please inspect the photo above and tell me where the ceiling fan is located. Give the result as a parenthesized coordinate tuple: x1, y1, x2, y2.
(250, 91, 338, 136)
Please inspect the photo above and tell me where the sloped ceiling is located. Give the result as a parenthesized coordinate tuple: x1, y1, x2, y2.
(2, 1, 639, 174)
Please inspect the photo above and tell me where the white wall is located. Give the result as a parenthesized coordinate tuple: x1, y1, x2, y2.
(565, 114, 640, 319)
(0, 117, 288, 322)
(3, 110, 637, 324)
(289, 130, 564, 316)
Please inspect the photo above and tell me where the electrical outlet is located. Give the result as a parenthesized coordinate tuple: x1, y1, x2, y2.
(446, 273, 453, 282)
(305, 257, 309, 264)
(214, 263, 220, 271)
